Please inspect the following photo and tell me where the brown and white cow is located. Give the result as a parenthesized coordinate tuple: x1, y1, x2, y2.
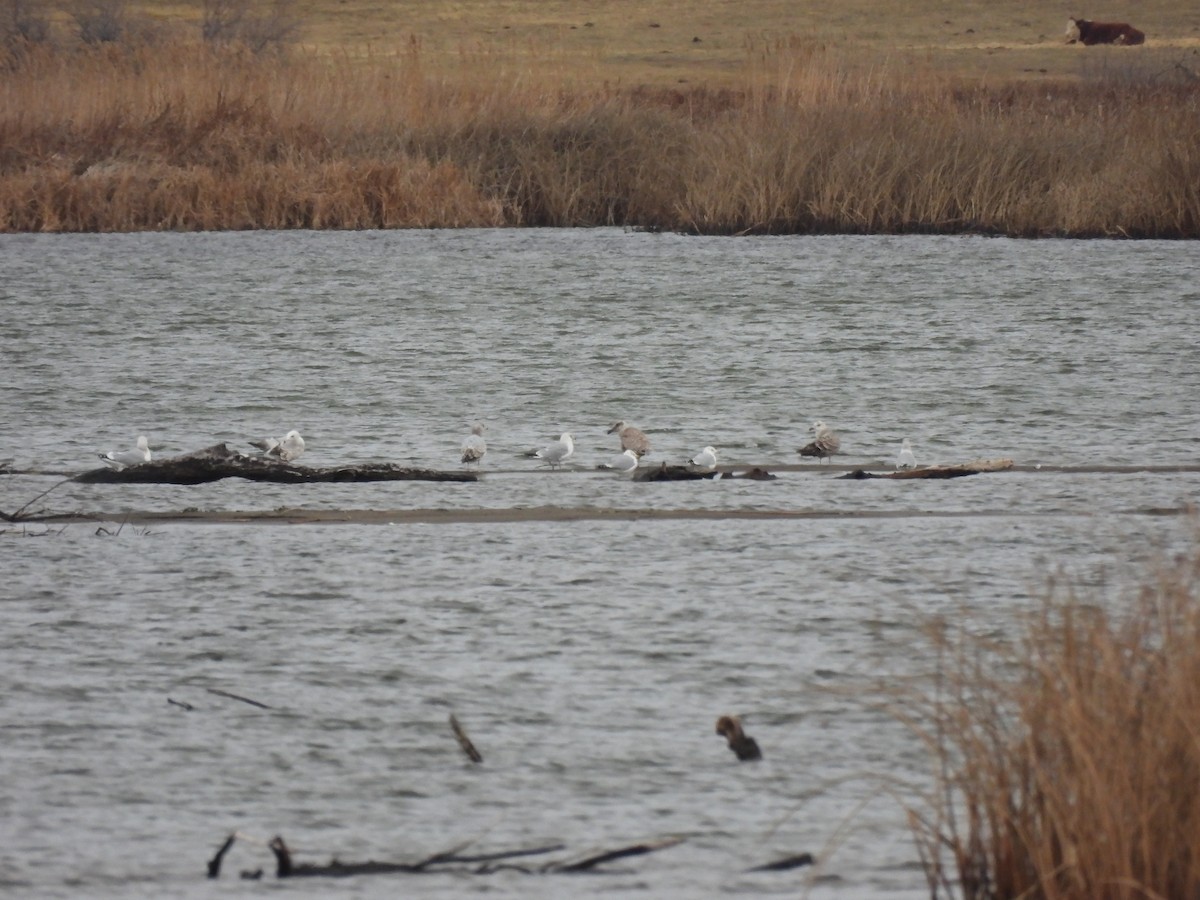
(1065, 17, 1145, 45)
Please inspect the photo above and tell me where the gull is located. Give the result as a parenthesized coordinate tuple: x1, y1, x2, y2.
(534, 433, 574, 468)
(597, 449, 639, 472)
(895, 439, 917, 469)
(250, 429, 305, 462)
(607, 420, 650, 457)
(690, 446, 719, 470)
(797, 420, 840, 463)
(100, 435, 151, 469)
(461, 423, 487, 465)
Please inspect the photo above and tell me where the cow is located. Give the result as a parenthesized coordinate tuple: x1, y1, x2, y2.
(1065, 17, 1145, 45)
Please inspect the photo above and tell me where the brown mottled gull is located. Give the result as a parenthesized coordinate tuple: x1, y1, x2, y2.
(607, 420, 650, 457)
(797, 420, 840, 462)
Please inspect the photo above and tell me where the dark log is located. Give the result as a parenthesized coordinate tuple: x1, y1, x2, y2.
(270, 836, 418, 878)
(265, 835, 569, 879)
(720, 467, 777, 480)
(633, 463, 720, 482)
(747, 851, 815, 872)
(206, 687, 272, 709)
(167, 697, 195, 711)
(74, 443, 477, 485)
(417, 843, 566, 872)
(549, 836, 684, 873)
(446, 844, 566, 865)
(207, 833, 236, 878)
(838, 458, 1013, 480)
(449, 714, 483, 764)
(214, 832, 685, 881)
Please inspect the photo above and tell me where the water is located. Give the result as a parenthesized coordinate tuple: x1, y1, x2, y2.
(1, 229, 1198, 898)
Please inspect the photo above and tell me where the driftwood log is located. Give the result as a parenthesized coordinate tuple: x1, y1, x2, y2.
(206, 833, 680, 880)
(206, 833, 817, 880)
(720, 467, 777, 480)
(74, 443, 477, 485)
(838, 458, 1014, 480)
(633, 464, 723, 482)
(633, 464, 779, 482)
(747, 851, 815, 872)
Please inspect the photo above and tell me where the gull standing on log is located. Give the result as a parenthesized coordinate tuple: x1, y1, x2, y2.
(607, 421, 650, 457)
(597, 449, 639, 472)
(690, 446, 719, 470)
(535, 433, 575, 468)
(251, 429, 306, 462)
(461, 423, 487, 465)
(895, 439, 917, 469)
(797, 420, 840, 463)
(100, 435, 151, 469)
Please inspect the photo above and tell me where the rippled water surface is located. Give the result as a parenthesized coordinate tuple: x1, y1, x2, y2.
(2, 230, 1198, 898)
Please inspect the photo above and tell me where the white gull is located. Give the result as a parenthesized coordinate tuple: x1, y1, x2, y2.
(597, 449, 639, 472)
(251, 429, 306, 462)
(534, 433, 575, 468)
(690, 446, 719, 470)
(461, 423, 487, 465)
(101, 435, 151, 469)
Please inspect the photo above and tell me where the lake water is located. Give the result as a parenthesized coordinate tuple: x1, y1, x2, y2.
(1, 229, 1198, 898)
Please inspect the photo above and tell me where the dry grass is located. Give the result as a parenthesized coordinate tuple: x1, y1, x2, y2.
(1, 37, 1198, 235)
(898, 540, 1200, 899)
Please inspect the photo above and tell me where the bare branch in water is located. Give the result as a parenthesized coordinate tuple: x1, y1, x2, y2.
(0, 477, 74, 522)
(206, 688, 272, 709)
(449, 713, 483, 763)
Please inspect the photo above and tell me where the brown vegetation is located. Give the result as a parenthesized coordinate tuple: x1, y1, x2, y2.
(899, 540, 1200, 898)
(1, 35, 1198, 235)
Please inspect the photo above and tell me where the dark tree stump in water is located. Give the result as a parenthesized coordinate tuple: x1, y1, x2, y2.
(747, 851, 815, 872)
(838, 458, 1013, 480)
(207, 834, 236, 878)
(74, 443, 477, 485)
(633, 463, 721, 482)
(720, 467, 777, 480)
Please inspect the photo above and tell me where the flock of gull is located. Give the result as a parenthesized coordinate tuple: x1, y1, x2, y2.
(99, 429, 307, 470)
(98, 420, 920, 473)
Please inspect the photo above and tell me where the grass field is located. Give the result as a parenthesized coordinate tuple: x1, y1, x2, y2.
(134, 0, 1200, 84)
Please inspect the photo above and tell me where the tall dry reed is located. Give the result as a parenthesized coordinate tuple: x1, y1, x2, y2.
(1, 40, 1198, 235)
(898, 541, 1200, 899)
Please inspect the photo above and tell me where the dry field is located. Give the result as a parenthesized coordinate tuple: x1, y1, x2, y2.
(130, 0, 1200, 85)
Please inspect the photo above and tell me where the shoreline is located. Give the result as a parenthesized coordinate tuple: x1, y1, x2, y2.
(13, 504, 1192, 527)
(4, 40, 1198, 238)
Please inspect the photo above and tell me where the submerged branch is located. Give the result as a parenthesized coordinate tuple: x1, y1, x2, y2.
(449, 714, 483, 764)
(248, 834, 676, 879)
(0, 477, 75, 522)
